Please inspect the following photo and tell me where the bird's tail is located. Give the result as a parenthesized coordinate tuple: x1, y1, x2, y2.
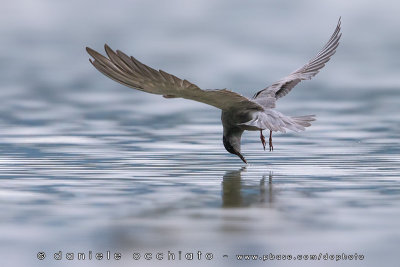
(290, 115, 316, 130)
(241, 111, 316, 133)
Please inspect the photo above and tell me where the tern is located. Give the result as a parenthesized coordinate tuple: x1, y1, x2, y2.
(86, 18, 341, 163)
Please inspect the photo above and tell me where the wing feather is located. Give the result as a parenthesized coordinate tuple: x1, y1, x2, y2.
(253, 17, 342, 106)
(87, 45, 263, 111)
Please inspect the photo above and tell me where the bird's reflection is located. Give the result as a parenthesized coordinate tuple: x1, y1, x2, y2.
(222, 167, 274, 208)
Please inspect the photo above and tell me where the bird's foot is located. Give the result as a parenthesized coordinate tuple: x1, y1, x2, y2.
(269, 130, 273, 152)
(260, 130, 266, 151)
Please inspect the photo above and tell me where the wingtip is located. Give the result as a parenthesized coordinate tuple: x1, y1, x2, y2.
(86, 46, 100, 59)
(86, 46, 94, 55)
(104, 43, 115, 53)
(104, 43, 117, 59)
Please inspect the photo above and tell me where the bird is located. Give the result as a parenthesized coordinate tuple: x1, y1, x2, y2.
(86, 18, 341, 164)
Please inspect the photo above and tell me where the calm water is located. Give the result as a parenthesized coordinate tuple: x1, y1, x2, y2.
(1, 1, 400, 266)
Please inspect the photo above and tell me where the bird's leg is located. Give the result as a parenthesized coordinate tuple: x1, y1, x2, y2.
(269, 130, 274, 152)
(260, 130, 266, 151)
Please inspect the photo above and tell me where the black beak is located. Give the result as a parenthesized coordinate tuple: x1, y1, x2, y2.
(237, 152, 247, 164)
(223, 136, 247, 164)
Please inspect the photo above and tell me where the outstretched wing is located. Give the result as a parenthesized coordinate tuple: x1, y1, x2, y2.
(253, 17, 342, 106)
(86, 45, 263, 111)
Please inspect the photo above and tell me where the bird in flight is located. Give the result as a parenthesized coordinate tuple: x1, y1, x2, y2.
(86, 18, 341, 164)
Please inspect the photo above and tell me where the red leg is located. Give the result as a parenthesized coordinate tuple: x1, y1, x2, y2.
(260, 130, 266, 151)
(269, 130, 274, 152)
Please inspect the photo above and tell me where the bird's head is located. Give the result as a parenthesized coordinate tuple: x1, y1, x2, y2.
(223, 134, 247, 164)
